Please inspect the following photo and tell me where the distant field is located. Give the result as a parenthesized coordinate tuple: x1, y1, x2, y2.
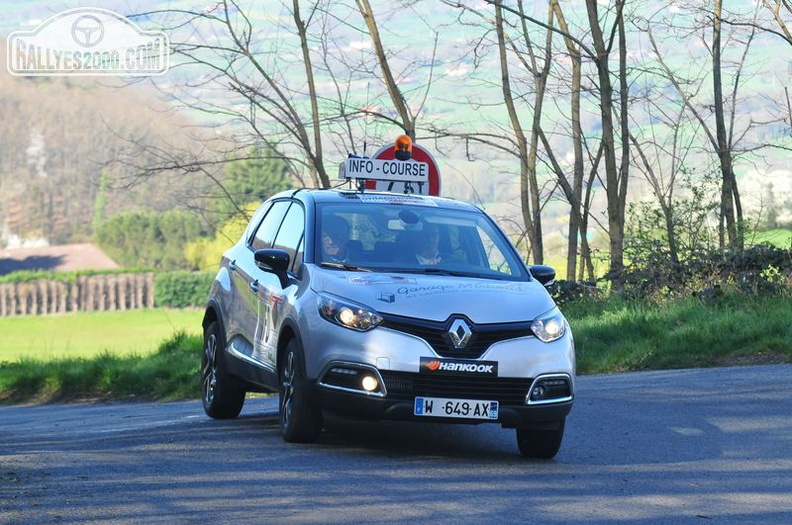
(0, 309, 203, 362)
(751, 229, 792, 248)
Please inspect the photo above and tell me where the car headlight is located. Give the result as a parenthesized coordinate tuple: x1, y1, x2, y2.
(531, 308, 567, 343)
(318, 293, 383, 332)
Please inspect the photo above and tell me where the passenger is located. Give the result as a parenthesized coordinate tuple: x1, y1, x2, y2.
(322, 215, 351, 263)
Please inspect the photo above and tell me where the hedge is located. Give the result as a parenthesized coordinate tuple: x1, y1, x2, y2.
(0, 270, 215, 309)
(154, 271, 215, 308)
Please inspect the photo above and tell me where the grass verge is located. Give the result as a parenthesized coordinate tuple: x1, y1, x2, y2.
(0, 295, 790, 405)
(569, 295, 792, 373)
(0, 331, 201, 404)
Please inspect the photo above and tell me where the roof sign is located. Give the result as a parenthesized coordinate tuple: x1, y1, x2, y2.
(340, 157, 429, 184)
(338, 135, 441, 196)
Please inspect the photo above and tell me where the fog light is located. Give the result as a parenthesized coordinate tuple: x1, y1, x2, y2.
(531, 385, 546, 400)
(361, 375, 378, 392)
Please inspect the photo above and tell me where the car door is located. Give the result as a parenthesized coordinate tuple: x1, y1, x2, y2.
(232, 200, 291, 359)
(224, 202, 271, 342)
(252, 201, 305, 370)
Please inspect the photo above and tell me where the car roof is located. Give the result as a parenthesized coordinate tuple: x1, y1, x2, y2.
(273, 188, 482, 212)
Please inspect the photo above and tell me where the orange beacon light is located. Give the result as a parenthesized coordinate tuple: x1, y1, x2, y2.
(394, 134, 412, 161)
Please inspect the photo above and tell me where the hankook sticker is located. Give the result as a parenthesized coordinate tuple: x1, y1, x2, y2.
(420, 357, 499, 377)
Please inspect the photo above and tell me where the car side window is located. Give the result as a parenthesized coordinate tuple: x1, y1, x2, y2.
(244, 202, 272, 245)
(250, 201, 290, 251)
(291, 237, 304, 275)
(272, 203, 305, 272)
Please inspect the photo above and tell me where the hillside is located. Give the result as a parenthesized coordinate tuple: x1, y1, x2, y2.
(0, 70, 216, 249)
(1, 1, 790, 256)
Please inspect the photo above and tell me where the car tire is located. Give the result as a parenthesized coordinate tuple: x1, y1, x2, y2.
(516, 419, 565, 459)
(201, 320, 245, 419)
(279, 338, 322, 443)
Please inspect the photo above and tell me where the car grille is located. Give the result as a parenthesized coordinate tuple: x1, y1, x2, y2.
(381, 371, 533, 406)
(379, 313, 534, 359)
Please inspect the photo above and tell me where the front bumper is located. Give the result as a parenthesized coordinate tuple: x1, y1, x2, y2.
(310, 370, 573, 428)
(300, 303, 576, 427)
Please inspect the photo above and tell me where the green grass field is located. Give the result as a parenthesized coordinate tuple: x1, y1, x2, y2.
(0, 309, 203, 362)
(751, 229, 792, 249)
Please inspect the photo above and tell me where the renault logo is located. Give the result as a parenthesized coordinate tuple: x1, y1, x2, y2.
(448, 318, 472, 348)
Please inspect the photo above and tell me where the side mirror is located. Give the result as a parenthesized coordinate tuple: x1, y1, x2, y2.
(529, 264, 556, 287)
(255, 249, 290, 288)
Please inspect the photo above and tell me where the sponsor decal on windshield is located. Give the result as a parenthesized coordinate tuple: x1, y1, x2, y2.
(355, 194, 438, 206)
(346, 275, 417, 286)
(398, 282, 530, 299)
(420, 357, 499, 377)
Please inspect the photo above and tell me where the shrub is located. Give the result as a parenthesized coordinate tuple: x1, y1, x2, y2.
(184, 204, 254, 271)
(548, 279, 601, 307)
(613, 244, 792, 303)
(96, 210, 206, 269)
(154, 272, 215, 308)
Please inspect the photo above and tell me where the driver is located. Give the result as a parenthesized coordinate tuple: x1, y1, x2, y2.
(322, 215, 351, 263)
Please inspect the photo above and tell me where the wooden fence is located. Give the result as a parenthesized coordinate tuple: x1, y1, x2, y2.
(0, 273, 155, 317)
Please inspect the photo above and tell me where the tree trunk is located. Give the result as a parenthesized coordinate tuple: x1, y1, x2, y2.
(293, 0, 330, 188)
(356, 0, 415, 139)
(494, 2, 541, 263)
(524, 1, 555, 265)
(551, 0, 586, 281)
(585, 0, 626, 281)
(712, 0, 741, 252)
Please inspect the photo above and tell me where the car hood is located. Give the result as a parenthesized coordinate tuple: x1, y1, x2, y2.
(307, 266, 556, 323)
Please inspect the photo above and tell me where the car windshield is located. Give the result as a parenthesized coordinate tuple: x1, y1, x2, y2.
(315, 199, 529, 280)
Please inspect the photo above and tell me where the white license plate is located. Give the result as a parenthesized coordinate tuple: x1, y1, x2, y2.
(414, 397, 499, 420)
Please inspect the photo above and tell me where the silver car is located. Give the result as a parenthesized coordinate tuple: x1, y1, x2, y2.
(201, 189, 575, 458)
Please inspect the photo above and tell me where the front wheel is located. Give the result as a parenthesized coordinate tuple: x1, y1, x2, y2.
(516, 419, 565, 459)
(201, 320, 245, 419)
(279, 339, 322, 443)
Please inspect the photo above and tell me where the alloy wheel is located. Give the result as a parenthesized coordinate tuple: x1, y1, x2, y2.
(202, 332, 218, 406)
(280, 350, 295, 429)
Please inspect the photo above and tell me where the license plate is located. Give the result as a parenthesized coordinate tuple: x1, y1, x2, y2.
(414, 397, 499, 420)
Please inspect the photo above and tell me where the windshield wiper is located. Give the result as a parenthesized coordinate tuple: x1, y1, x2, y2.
(402, 267, 510, 280)
(392, 267, 471, 277)
(320, 262, 372, 272)
(421, 267, 474, 277)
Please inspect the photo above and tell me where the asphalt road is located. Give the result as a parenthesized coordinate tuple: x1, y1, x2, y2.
(1, 365, 791, 524)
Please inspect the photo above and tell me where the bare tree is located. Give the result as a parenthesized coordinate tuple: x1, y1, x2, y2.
(493, 0, 548, 263)
(438, 0, 626, 278)
(644, 2, 762, 253)
(627, 101, 699, 265)
(550, 0, 589, 281)
(712, 0, 744, 251)
(723, 1, 792, 46)
(485, 0, 631, 279)
(584, 0, 631, 280)
(293, 0, 331, 187)
(133, 0, 449, 203)
(763, 0, 792, 44)
(355, 0, 416, 139)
